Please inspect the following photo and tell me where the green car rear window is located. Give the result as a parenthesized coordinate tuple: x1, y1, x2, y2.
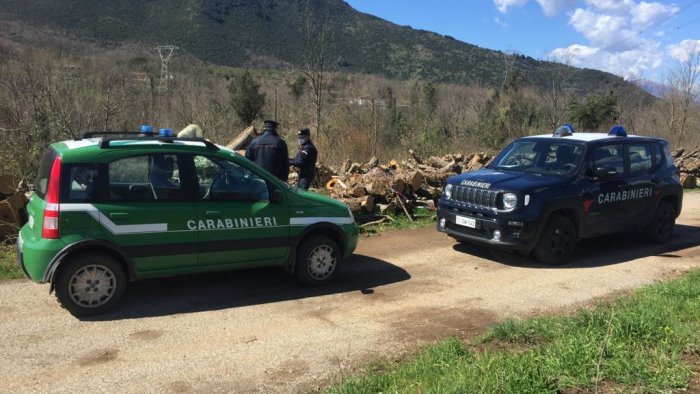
(35, 148, 57, 199)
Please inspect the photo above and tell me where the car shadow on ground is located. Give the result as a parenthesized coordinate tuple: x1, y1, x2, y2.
(85, 254, 410, 321)
(452, 224, 700, 269)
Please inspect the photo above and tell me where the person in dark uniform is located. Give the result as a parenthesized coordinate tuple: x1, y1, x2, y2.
(245, 120, 289, 182)
(289, 128, 318, 190)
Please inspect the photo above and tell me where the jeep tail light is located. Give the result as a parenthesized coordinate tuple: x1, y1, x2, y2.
(42, 156, 62, 239)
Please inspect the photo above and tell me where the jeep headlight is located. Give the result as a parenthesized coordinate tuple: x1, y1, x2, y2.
(444, 184, 453, 199)
(503, 193, 518, 210)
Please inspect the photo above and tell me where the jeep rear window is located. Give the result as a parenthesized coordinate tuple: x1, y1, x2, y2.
(489, 140, 585, 177)
(35, 148, 57, 199)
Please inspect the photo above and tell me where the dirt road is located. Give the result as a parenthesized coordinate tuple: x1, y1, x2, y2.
(2, 193, 700, 393)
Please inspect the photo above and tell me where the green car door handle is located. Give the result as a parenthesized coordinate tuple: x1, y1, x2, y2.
(205, 211, 223, 218)
(109, 212, 129, 221)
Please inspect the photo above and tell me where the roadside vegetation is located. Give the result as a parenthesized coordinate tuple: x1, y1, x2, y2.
(358, 210, 435, 235)
(329, 270, 700, 393)
(0, 243, 23, 280)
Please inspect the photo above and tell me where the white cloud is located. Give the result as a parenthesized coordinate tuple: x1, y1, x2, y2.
(493, 0, 528, 13)
(493, 0, 688, 80)
(631, 2, 679, 30)
(583, 0, 635, 14)
(493, 0, 574, 16)
(553, 1, 680, 79)
(668, 39, 700, 62)
(551, 41, 664, 78)
(569, 8, 642, 51)
(536, 0, 577, 17)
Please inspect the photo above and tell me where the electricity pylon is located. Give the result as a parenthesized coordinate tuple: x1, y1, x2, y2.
(155, 45, 179, 92)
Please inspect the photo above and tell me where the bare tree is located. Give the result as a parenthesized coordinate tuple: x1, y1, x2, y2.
(538, 53, 574, 128)
(300, 1, 331, 138)
(658, 45, 700, 139)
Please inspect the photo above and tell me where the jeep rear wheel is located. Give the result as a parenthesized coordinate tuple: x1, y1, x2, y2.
(533, 215, 576, 265)
(54, 253, 127, 317)
(644, 201, 675, 243)
(295, 235, 340, 286)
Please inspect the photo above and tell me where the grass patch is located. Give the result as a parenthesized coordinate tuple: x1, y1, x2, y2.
(0, 243, 24, 280)
(328, 270, 700, 393)
(359, 210, 436, 235)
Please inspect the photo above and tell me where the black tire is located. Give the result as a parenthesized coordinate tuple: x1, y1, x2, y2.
(644, 201, 676, 243)
(54, 253, 127, 317)
(295, 235, 340, 286)
(533, 215, 577, 265)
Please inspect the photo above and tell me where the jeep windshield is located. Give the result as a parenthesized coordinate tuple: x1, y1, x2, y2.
(488, 139, 585, 177)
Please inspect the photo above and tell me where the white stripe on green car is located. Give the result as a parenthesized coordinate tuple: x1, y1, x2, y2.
(60, 204, 168, 234)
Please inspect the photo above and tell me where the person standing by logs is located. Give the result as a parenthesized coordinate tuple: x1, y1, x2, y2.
(245, 120, 289, 182)
(289, 128, 317, 190)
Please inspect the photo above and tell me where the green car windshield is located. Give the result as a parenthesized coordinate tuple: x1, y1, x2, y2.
(489, 139, 585, 177)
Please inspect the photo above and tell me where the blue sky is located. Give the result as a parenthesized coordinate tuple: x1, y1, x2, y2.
(345, 0, 700, 82)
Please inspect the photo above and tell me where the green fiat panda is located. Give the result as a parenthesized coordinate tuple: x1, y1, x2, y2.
(17, 131, 358, 316)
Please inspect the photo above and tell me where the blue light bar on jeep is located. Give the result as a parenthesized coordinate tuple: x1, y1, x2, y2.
(140, 124, 154, 136)
(159, 128, 174, 137)
(553, 124, 574, 137)
(608, 126, 627, 137)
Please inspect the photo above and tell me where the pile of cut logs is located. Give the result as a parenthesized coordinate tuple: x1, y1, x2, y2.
(0, 176, 29, 238)
(673, 148, 700, 189)
(223, 125, 492, 222)
(318, 150, 492, 221)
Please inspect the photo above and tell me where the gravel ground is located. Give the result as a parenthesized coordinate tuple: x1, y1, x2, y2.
(1, 193, 699, 393)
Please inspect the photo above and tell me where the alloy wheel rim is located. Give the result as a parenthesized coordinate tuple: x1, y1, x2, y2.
(68, 264, 117, 308)
(307, 245, 336, 280)
(550, 227, 571, 256)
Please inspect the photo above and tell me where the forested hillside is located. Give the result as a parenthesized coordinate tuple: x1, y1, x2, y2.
(0, 0, 630, 94)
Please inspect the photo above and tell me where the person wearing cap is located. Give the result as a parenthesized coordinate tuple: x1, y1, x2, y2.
(289, 128, 318, 190)
(245, 120, 289, 182)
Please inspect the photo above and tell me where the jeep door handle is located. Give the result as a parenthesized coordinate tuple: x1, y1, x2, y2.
(205, 211, 223, 218)
(109, 212, 129, 221)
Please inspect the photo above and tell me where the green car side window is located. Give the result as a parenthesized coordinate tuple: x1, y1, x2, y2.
(108, 154, 185, 201)
(194, 156, 270, 201)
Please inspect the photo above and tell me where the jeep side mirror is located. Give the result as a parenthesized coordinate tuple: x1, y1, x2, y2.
(595, 166, 618, 179)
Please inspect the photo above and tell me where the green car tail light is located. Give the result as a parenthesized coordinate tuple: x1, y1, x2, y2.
(42, 155, 62, 239)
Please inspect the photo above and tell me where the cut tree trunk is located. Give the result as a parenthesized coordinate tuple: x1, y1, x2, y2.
(226, 125, 258, 150)
(360, 195, 375, 213)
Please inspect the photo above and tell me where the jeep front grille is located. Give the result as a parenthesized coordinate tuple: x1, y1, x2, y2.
(450, 186, 498, 209)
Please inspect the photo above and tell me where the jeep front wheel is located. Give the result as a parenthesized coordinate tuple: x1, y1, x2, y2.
(644, 201, 675, 243)
(295, 235, 340, 286)
(533, 215, 576, 265)
(54, 253, 127, 317)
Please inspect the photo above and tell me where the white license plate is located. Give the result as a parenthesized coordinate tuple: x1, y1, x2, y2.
(455, 215, 476, 228)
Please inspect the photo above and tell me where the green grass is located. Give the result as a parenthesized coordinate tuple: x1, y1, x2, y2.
(359, 210, 436, 235)
(0, 243, 24, 280)
(328, 270, 700, 393)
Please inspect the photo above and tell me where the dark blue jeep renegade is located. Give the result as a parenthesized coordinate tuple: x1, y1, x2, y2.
(436, 126, 683, 264)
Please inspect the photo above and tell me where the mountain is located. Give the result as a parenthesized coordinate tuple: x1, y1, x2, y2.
(634, 79, 667, 98)
(0, 0, 633, 93)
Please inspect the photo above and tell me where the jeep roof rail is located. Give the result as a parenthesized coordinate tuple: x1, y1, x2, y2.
(78, 131, 220, 151)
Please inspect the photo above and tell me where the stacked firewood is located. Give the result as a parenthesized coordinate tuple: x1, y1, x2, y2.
(318, 150, 492, 220)
(224, 125, 493, 221)
(673, 148, 700, 189)
(0, 175, 30, 238)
